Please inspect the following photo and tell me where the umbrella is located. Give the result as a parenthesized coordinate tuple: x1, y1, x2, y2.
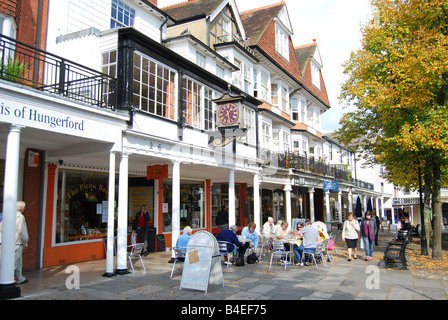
(367, 197, 373, 212)
(355, 196, 362, 218)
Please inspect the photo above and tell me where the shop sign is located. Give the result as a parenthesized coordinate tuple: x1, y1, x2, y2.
(323, 180, 339, 192)
(146, 164, 168, 180)
(0, 100, 85, 132)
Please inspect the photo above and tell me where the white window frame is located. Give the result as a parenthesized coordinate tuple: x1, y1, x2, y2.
(275, 23, 289, 61)
(311, 61, 321, 90)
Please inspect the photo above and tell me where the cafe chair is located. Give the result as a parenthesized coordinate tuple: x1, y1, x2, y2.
(170, 247, 187, 279)
(218, 241, 236, 268)
(269, 241, 293, 271)
(303, 242, 327, 270)
(127, 243, 146, 273)
(321, 239, 334, 266)
(258, 236, 270, 260)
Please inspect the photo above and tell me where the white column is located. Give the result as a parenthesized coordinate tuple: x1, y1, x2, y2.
(171, 161, 181, 256)
(380, 196, 385, 219)
(338, 190, 343, 223)
(116, 152, 129, 274)
(309, 187, 315, 224)
(104, 151, 116, 277)
(325, 191, 331, 222)
(284, 184, 292, 229)
(253, 173, 261, 234)
(348, 190, 353, 215)
(391, 207, 396, 224)
(0, 125, 23, 286)
(375, 197, 380, 213)
(228, 168, 236, 227)
(363, 195, 367, 213)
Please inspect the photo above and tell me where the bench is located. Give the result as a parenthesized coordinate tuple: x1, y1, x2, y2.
(379, 231, 412, 270)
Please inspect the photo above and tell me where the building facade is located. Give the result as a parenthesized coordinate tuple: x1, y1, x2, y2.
(0, 0, 396, 298)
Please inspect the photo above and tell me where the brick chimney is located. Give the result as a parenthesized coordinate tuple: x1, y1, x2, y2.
(148, 0, 158, 6)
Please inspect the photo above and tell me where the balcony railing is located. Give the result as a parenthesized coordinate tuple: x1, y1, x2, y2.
(260, 149, 374, 190)
(0, 34, 116, 110)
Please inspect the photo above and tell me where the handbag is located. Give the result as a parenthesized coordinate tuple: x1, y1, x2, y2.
(234, 252, 245, 266)
(246, 252, 258, 264)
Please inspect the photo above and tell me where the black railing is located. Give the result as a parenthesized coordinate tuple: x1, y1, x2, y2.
(260, 148, 374, 190)
(0, 34, 116, 110)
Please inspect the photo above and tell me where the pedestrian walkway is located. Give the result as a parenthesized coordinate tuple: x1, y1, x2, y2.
(14, 230, 448, 301)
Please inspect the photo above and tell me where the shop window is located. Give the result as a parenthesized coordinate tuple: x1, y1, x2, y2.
(162, 180, 205, 233)
(56, 170, 111, 243)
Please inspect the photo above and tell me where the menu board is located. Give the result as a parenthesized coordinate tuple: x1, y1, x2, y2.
(179, 231, 224, 293)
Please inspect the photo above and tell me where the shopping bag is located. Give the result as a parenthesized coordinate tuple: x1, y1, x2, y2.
(188, 248, 199, 264)
(360, 237, 365, 249)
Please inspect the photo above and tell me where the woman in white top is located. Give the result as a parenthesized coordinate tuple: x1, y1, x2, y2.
(342, 212, 360, 261)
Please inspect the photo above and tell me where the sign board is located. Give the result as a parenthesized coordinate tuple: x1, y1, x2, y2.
(323, 180, 339, 192)
(292, 218, 306, 231)
(179, 231, 224, 293)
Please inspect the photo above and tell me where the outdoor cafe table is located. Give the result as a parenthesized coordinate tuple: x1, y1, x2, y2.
(279, 236, 302, 266)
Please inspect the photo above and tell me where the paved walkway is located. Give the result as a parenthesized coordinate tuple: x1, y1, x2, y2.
(13, 230, 448, 301)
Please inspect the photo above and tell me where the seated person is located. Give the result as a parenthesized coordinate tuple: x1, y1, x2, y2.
(176, 226, 192, 248)
(262, 217, 275, 234)
(274, 221, 289, 240)
(293, 219, 320, 266)
(401, 217, 411, 231)
(217, 225, 251, 257)
(241, 222, 259, 251)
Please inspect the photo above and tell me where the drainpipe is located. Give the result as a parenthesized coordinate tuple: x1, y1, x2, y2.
(160, 16, 169, 44)
(33, 0, 44, 85)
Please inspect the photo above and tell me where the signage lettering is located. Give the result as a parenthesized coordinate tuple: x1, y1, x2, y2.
(0, 100, 85, 132)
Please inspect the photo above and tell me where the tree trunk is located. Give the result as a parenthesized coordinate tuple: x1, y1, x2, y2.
(423, 183, 432, 255)
(432, 164, 443, 259)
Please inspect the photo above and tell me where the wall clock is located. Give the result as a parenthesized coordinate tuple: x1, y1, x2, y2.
(218, 103, 239, 126)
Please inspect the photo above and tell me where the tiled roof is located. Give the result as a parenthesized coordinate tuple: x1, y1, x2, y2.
(240, 2, 284, 47)
(162, 0, 223, 22)
(294, 43, 317, 77)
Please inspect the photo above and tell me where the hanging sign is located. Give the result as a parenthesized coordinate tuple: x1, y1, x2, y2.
(146, 164, 168, 180)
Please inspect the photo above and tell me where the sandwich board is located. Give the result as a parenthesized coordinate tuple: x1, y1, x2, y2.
(179, 231, 224, 293)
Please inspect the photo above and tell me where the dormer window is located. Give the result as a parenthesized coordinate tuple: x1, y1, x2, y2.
(210, 5, 236, 44)
(275, 23, 289, 61)
(311, 60, 321, 90)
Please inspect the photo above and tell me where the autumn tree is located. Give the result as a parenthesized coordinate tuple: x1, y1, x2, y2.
(337, 0, 448, 258)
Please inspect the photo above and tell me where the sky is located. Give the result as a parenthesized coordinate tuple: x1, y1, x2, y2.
(235, 0, 373, 133)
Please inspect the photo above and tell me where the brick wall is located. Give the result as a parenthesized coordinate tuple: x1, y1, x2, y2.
(22, 148, 43, 270)
(0, 0, 20, 18)
(16, 0, 49, 50)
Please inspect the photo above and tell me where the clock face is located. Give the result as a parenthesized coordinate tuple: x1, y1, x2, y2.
(218, 103, 239, 126)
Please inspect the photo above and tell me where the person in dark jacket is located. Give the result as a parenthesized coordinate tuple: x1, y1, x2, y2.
(132, 205, 150, 255)
(215, 205, 229, 232)
(217, 225, 250, 257)
(361, 211, 377, 261)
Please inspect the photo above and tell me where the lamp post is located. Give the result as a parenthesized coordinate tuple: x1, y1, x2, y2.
(418, 162, 428, 256)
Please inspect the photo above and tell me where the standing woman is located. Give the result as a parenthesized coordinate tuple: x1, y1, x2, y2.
(361, 211, 377, 261)
(342, 212, 360, 261)
(132, 205, 150, 255)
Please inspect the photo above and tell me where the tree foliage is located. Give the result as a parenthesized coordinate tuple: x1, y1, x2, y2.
(337, 0, 448, 258)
